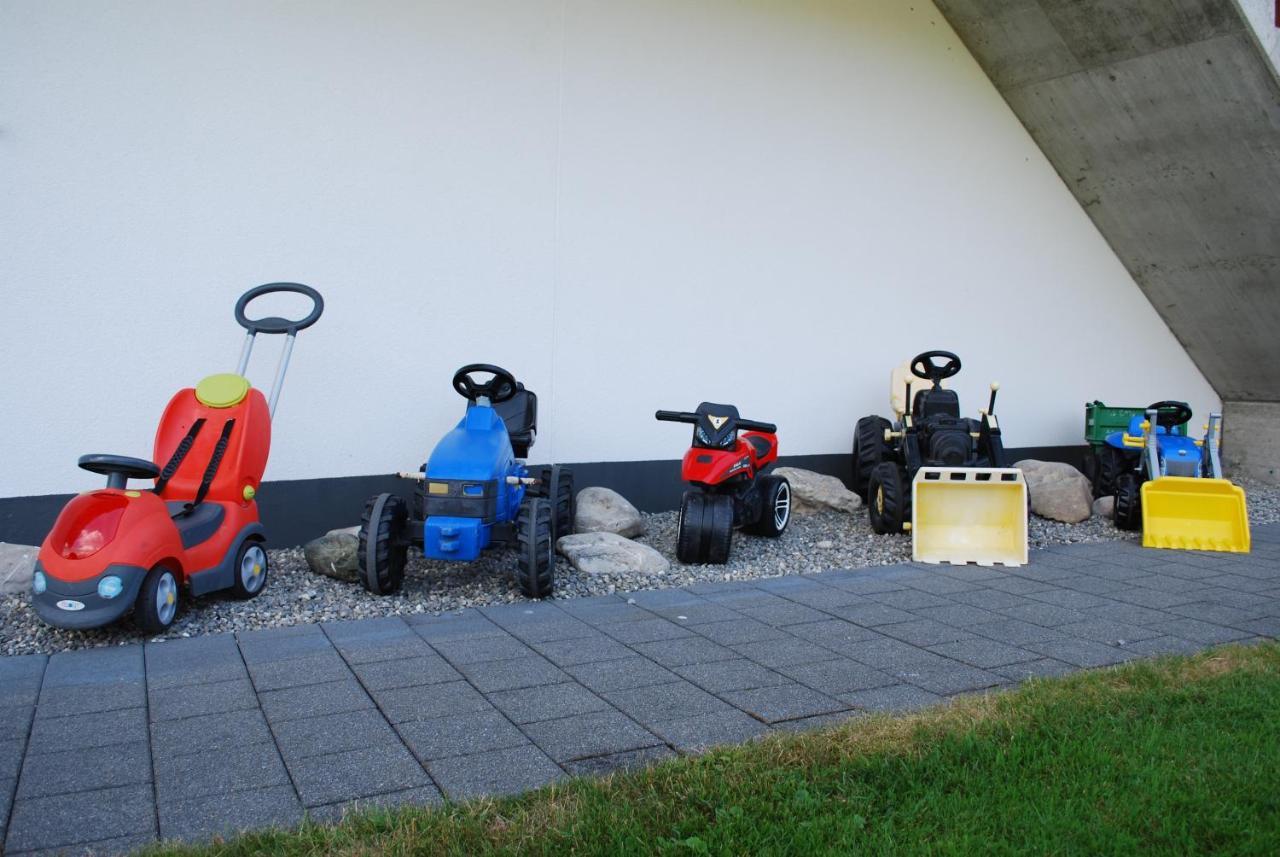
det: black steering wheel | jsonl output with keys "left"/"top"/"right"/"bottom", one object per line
{"left": 1147, "top": 400, "right": 1192, "bottom": 429}
{"left": 910, "top": 350, "right": 962, "bottom": 384}
{"left": 235, "top": 283, "right": 325, "bottom": 335}
{"left": 452, "top": 364, "right": 518, "bottom": 403}
{"left": 79, "top": 454, "right": 160, "bottom": 489}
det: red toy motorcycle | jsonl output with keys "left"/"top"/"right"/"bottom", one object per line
{"left": 32, "top": 283, "right": 324, "bottom": 633}
{"left": 655, "top": 403, "right": 791, "bottom": 564}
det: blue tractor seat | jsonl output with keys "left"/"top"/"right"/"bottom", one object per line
{"left": 492, "top": 386, "right": 537, "bottom": 457}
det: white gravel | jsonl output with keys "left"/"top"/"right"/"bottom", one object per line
{"left": 4, "top": 477, "right": 1277, "bottom": 657}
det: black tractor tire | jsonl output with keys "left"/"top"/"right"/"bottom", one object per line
{"left": 135, "top": 564, "right": 180, "bottom": 633}
{"left": 228, "top": 539, "right": 269, "bottom": 600}
{"left": 515, "top": 496, "right": 554, "bottom": 598}
{"left": 852, "top": 416, "right": 892, "bottom": 501}
{"left": 1094, "top": 446, "right": 1133, "bottom": 499}
{"left": 677, "top": 491, "right": 708, "bottom": 564}
{"left": 543, "top": 465, "right": 575, "bottom": 541}
{"left": 705, "top": 494, "right": 735, "bottom": 564}
{"left": 867, "top": 462, "right": 908, "bottom": 535}
{"left": 1082, "top": 446, "right": 1099, "bottom": 491}
{"left": 745, "top": 476, "right": 791, "bottom": 538}
{"left": 359, "top": 493, "right": 408, "bottom": 595}
{"left": 1114, "top": 474, "right": 1142, "bottom": 532}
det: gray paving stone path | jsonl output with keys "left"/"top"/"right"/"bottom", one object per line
{"left": 3, "top": 524, "right": 1278, "bottom": 855}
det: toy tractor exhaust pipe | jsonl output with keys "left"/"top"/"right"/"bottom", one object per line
{"left": 912, "top": 467, "right": 1028, "bottom": 566}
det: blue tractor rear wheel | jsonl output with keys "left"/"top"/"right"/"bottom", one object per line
{"left": 1091, "top": 445, "right": 1133, "bottom": 499}
{"left": 1114, "top": 474, "right": 1142, "bottom": 532}
{"left": 359, "top": 493, "right": 408, "bottom": 595}
{"left": 533, "top": 465, "right": 576, "bottom": 541}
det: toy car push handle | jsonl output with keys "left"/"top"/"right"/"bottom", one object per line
{"left": 232, "top": 283, "right": 325, "bottom": 418}
{"left": 234, "top": 283, "right": 325, "bottom": 335}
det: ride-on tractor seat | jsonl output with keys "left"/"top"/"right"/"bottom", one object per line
{"left": 493, "top": 385, "right": 537, "bottom": 458}
{"left": 913, "top": 387, "right": 961, "bottom": 420}
{"left": 890, "top": 362, "right": 949, "bottom": 418}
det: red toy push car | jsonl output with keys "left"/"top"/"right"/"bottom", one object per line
{"left": 655, "top": 403, "right": 791, "bottom": 564}
{"left": 31, "top": 283, "right": 324, "bottom": 633}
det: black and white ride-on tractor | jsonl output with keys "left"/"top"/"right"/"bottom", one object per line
{"left": 851, "top": 350, "right": 1018, "bottom": 541}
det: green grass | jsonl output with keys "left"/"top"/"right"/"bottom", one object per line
{"left": 149, "top": 643, "right": 1280, "bottom": 856}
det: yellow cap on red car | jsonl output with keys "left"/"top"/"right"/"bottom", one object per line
{"left": 195, "top": 374, "right": 250, "bottom": 408}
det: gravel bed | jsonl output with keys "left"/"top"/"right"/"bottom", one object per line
{"left": 5, "top": 477, "right": 1278, "bottom": 657}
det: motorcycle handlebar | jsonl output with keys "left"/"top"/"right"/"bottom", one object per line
{"left": 738, "top": 418, "right": 777, "bottom": 434}
{"left": 654, "top": 410, "right": 777, "bottom": 434}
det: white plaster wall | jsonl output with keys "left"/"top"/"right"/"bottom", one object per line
{"left": 0, "top": 0, "right": 1219, "bottom": 499}
{"left": 1234, "top": 0, "right": 1280, "bottom": 81}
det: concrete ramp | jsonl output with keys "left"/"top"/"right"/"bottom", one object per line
{"left": 934, "top": 0, "right": 1280, "bottom": 480}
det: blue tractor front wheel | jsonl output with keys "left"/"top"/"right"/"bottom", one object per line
{"left": 515, "top": 496, "right": 554, "bottom": 598}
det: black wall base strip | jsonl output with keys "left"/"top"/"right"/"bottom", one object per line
{"left": 0, "top": 446, "right": 1087, "bottom": 548}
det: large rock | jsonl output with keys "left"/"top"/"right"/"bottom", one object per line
{"left": 574, "top": 487, "right": 645, "bottom": 537}
{"left": 556, "top": 532, "right": 669, "bottom": 576}
{"left": 303, "top": 532, "right": 360, "bottom": 582}
{"left": 1016, "top": 459, "right": 1093, "bottom": 524}
{"left": 0, "top": 543, "right": 37, "bottom": 596}
{"left": 1092, "top": 495, "right": 1115, "bottom": 520}
{"left": 770, "top": 467, "right": 862, "bottom": 515}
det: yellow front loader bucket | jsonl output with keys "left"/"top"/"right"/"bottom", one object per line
{"left": 912, "top": 468, "right": 1028, "bottom": 566}
{"left": 1141, "top": 477, "right": 1250, "bottom": 553}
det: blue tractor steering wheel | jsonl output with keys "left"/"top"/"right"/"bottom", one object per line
{"left": 452, "top": 364, "right": 518, "bottom": 404}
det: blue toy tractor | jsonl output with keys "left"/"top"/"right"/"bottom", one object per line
{"left": 1104, "top": 401, "right": 1202, "bottom": 529}
{"left": 1106, "top": 401, "right": 1249, "bottom": 552}
{"left": 358, "top": 364, "right": 574, "bottom": 598}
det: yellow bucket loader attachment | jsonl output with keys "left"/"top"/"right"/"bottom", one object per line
{"left": 1140, "top": 477, "right": 1250, "bottom": 553}
{"left": 912, "top": 468, "right": 1027, "bottom": 566}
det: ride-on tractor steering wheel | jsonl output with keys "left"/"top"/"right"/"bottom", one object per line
{"left": 78, "top": 454, "right": 160, "bottom": 490}
{"left": 910, "top": 350, "right": 962, "bottom": 385}
{"left": 453, "top": 364, "right": 519, "bottom": 404}
{"left": 1147, "top": 400, "right": 1192, "bottom": 429}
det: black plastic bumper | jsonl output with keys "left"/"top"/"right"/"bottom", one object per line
{"left": 32, "top": 562, "right": 147, "bottom": 630}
